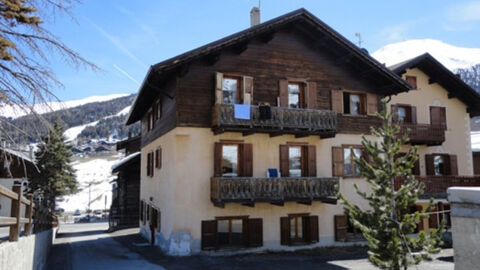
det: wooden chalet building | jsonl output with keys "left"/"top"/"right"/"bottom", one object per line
{"left": 125, "top": 8, "right": 480, "bottom": 255}
{"left": 109, "top": 136, "right": 141, "bottom": 230}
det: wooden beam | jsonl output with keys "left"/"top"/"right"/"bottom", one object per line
{"left": 259, "top": 31, "right": 275, "bottom": 43}
{"left": 269, "top": 132, "right": 283, "bottom": 138}
{"left": 213, "top": 202, "right": 225, "bottom": 208}
{"left": 271, "top": 201, "right": 284, "bottom": 206}
{"left": 212, "top": 128, "right": 224, "bottom": 135}
{"left": 242, "top": 202, "right": 255, "bottom": 207}
{"left": 233, "top": 41, "right": 249, "bottom": 54}
{"left": 448, "top": 92, "right": 456, "bottom": 99}
{"left": 206, "top": 52, "right": 221, "bottom": 66}
{"left": 295, "top": 134, "right": 309, "bottom": 138}
{"left": 177, "top": 64, "right": 190, "bottom": 78}
{"left": 428, "top": 78, "right": 438, "bottom": 85}
{"left": 242, "top": 131, "right": 255, "bottom": 137}
{"left": 297, "top": 200, "right": 312, "bottom": 206}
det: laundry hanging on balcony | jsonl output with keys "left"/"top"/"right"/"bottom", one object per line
{"left": 234, "top": 104, "right": 251, "bottom": 120}
{"left": 259, "top": 103, "right": 272, "bottom": 120}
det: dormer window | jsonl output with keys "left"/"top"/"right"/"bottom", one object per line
{"left": 405, "top": 76, "right": 417, "bottom": 89}
{"left": 222, "top": 76, "right": 241, "bottom": 104}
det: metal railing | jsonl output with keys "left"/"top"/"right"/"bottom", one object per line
{"left": 398, "top": 123, "right": 445, "bottom": 145}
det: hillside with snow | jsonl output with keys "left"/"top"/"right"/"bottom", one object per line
{"left": 372, "top": 39, "right": 480, "bottom": 71}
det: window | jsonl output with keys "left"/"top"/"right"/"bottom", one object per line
{"left": 155, "top": 147, "right": 162, "bottom": 169}
{"left": 289, "top": 215, "right": 304, "bottom": 243}
{"left": 214, "top": 142, "right": 252, "bottom": 177}
{"left": 217, "top": 218, "right": 244, "bottom": 247}
{"left": 288, "top": 146, "right": 302, "bottom": 177}
{"left": 280, "top": 214, "right": 318, "bottom": 246}
{"left": 155, "top": 99, "right": 162, "bottom": 120}
{"left": 201, "top": 217, "right": 263, "bottom": 250}
{"left": 433, "top": 155, "right": 445, "bottom": 176}
{"left": 343, "top": 92, "right": 365, "bottom": 115}
{"left": 280, "top": 144, "right": 316, "bottom": 177}
{"left": 222, "top": 77, "right": 241, "bottom": 104}
{"left": 147, "top": 152, "right": 154, "bottom": 177}
{"left": 343, "top": 147, "right": 363, "bottom": 176}
{"left": 222, "top": 145, "right": 238, "bottom": 177}
{"left": 405, "top": 76, "right": 417, "bottom": 89}
{"left": 147, "top": 111, "right": 154, "bottom": 131}
{"left": 288, "top": 83, "right": 304, "bottom": 108}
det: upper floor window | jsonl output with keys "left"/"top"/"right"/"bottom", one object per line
{"left": 426, "top": 154, "right": 457, "bottom": 176}
{"left": 222, "top": 144, "right": 238, "bottom": 177}
{"left": 214, "top": 141, "right": 252, "bottom": 177}
{"left": 343, "top": 146, "right": 363, "bottom": 177}
{"left": 433, "top": 155, "right": 445, "bottom": 176}
{"left": 280, "top": 144, "right": 316, "bottom": 177}
{"left": 155, "top": 99, "right": 162, "bottom": 120}
{"left": 397, "top": 105, "right": 411, "bottom": 123}
{"left": 288, "top": 83, "right": 305, "bottom": 108}
{"left": 343, "top": 92, "right": 365, "bottom": 115}
{"left": 405, "top": 76, "right": 417, "bottom": 89}
{"left": 146, "top": 151, "right": 154, "bottom": 177}
{"left": 147, "top": 111, "right": 154, "bottom": 131}
{"left": 288, "top": 146, "right": 303, "bottom": 177}
{"left": 222, "top": 77, "right": 241, "bottom": 104}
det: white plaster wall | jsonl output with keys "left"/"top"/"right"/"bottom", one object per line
{"left": 141, "top": 127, "right": 377, "bottom": 254}
{"left": 389, "top": 68, "right": 473, "bottom": 176}
{"left": 0, "top": 228, "right": 54, "bottom": 270}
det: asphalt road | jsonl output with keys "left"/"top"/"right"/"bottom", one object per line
{"left": 46, "top": 222, "right": 454, "bottom": 270}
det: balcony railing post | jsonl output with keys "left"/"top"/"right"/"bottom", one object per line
{"left": 9, "top": 185, "right": 22, "bottom": 242}
{"left": 24, "top": 193, "right": 33, "bottom": 236}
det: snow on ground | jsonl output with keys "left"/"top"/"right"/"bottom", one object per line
{"left": 372, "top": 39, "right": 480, "bottom": 70}
{"left": 58, "top": 153, "right": 123, "bottom": 212}
{"left": 64, "top": 120, "right": 99, "bottom": 141}
{"left": 116, "top": 105, "right": 132, "bottom": 116}
{"left": 0, "top": 93, "right": 130, "bottom": 119}
{"left": 472, "top": 131, "right": 480, "bottom": 151}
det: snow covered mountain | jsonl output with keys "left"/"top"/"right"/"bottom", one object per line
{"left": 0, "top": 93, "right": 130, "bottom": 119}
{"left": 372, "top": 39, "right": 480, "bottom": 71}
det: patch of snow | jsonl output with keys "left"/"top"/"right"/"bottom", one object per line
{"left": 372, "top": 39, "right": 480, "bottom": 70}
{"left": 64, "top": 120, "right": 99, "bottom": 142}
{"left": 0, "top": 93, "right": 130, "bottom": 119}
{"left": 471, "top": 131, "right": 480, "bottom": 151}
{"left": 111, "top": 152, "right": 140, "bottom": 172}
{"left": 116, "top": 105, "right": 132, "bottom": 117}
{"left": 58, "top": 154, "right": 123, "bottom": 212}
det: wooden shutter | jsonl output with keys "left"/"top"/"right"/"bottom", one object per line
{"left": 150, "top": 152, "right": 154, "bottom": 176}
{"left": 334, "top": 215, "right": 347, "bottom": 242}
{"left": 331, "top": 90, "right": 343, "bottom": 113}
{"left": 279, "top": 80, "right": 288, "bottom": 107}
{"left": 305, "top": 215, "right": 319, "bottom": 243}
{"left": 155, "top": 148, "right": 162, "bottom": 169}
{"left": 151, "top": 208, "right": 157, "bottom": 228}
{"left": 429, "top": 205, "right": 438, "bottom": 229}
{"left": 391, "top": 104, "right": 399, "bottom": 122}
{"left": 215, "top": 72, "right": 223, "bottom": 104}
{"left": 417, "top": 205, "right": 424, "bottom": 231}
{"left": 201, "top": 220, "right": 218, "bottom": 250}
{"left": 241, "top": 143, "right": 253, "bottom": 177}
{"left": 332, "top": 146, "right": 344, "bottom": 177}
{"left": 140, "top": 201, "right": 144, "bottom": 222}
{"left": 247, "top": 218, "right": 263, "bottom": 247}
{"left": 425, "top": 154, "right": 435, "bottom": 176}
{"left": 280, "top": 217, "right": 290, "bottom": 246}
{"left": 306, "top": 145, "right": 317, "bottom": 177}
{"left": 214, "top": 143, "right": 222, "bottom": 177}
{"left": 430, "top": 106, "right": 446, "bottom": 128}
{"left": 411, "top": 106, "right": 417, "bottom": 124}
{"left": 243, "top": 76, "right": 254, "bottom": 105}
{"left": 413, "top": 157, "right": 420, "bottom": 176}
{"left": 306, "top": 82, "right": 317, "bottom": 109}
{"left": 448, "top": 155, "right": 458, "bottom": 176}
{"left": 365, "top": 93, "right": 376, "bottom": 115}
{"left": 279, "top": 145, "right": 289, "bottom": 177}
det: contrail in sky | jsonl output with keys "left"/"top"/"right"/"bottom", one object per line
{"left": 113, "top": 64, "right": 141, "bottom": 86}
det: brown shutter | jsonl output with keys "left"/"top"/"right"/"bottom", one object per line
{"left": 306, "top": 82, "right": 317, "bottom": 109}
{"left": 429, "top": 205, "right": 438, "bottom": 229}
{"left": 150, "top": 153, "right": 154, "bottom": 176}
{"left": 440, "top": 107, "right": 447, "bottom": 129}
{"left": 430, "top": 106, "right": 446, "bottom": 129}
{"left": 279, "top": 145, "right": 289, "bottom": 177}
{"left": 151, "top": 208, "right": 157, "bottom": 228}
{"left": 416, "top": 205, "right": 424, "bottom": 231}
{"left": 366, "top": 93, "right": 377, "bottom": 115}
{"left": 411, "top": 106, "right": 417, "bottom": 124}
{"left": 243, "top": 76, "right": 254, "bottom": 105}
{"left": 241, "top": 143, "right": 253, "bottom": 177}
{"left": 247, "top": 218, "right": 263, "bottom": 247}
{"left": 391, "top": 104, "right": 399, "bottom": 122}
{"left": 425, "top": 154, "right": 435, "bottom": 176}
{"left": 306, "top": 145, "right": 317, "bottom": 177}
{"left": 201, "top": 220, "right": 218, "bottom": 250}
{"left": 413, "top": 157, "right": 420, "bottom": 176}
{"left": 448, "top": 155, "right": 458, "bottom": 176}
{"left": 332, "top": 147, "right": 344, "bottom": 177}
{"left": 214, "top": 143, "right": 222, "bottom": 177}
{"left": 215, "top": 72, "right": 223, "bottom": 104}
{"left": 334, "top": 215, "right": 347, "bottom": 242}
{"left": 306, "top": 216, "right": 319, "bottom": 243}
{"left": 280, "top": 217, "right": 290, "bottom": 246}
{"left": 331, "top": 90, "right": 343, "bottom": 113}
{"left": 155, "top": 148, "right": 162, "bottom": 169}
{"left": 279, "top": 80, "right": 288, "bottom": 107}
{"left": 140, "top": 201, "right": 144, "bottom": 222}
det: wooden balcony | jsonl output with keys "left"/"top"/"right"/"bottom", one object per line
{"left": 212, "top": 104, "right": 337, "bottom": 138}
{"left": 211, "top": 177, "right": 339, "bottom": 207}
{"left": 397, "top": 123, "right": 445, "bottom": 146}
{"left": 394, "top": 176, "right": 480, "bottom": 199}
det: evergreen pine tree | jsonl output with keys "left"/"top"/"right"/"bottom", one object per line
{"left": 339, "top": 99, "right": 443, "bottom": 270}
{"left": 29, "top": 121, "right": 78, "bottom": 211}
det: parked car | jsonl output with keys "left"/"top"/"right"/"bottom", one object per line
{"left": 75, "top": 216, "right": 90, "bottom": 223}
{"left": 73, "top": 209, "right": 82, "bottom": 216}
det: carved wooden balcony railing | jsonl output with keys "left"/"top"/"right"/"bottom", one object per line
{"left": 397, "top": 123, "right": 445, "bottom": 146}
{"left": 212, "top": 104, "right": 337, "bottom": 137}
{"left": 394, "top": 175, "right": 480, "bottom": 199}
{"left": 211, "top": 177, "right": 339, "bottom": 207}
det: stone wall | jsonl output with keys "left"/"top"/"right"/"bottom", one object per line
{"left": 447, "top": 187, "right": 480, "bottom": 270}
{"left": 0, "top": 228, "right": 56, "bottom": 270}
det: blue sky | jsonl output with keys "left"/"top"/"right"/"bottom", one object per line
{"left": 44, "top": 0, "right": 480, "bottom": 101}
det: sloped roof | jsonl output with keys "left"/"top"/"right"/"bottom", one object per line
{"left": 126, "top": 8, "right": 411, "bottom": 124}
{"left": 111, "top": 152, "right": 140, "bottom": 173}
{"left": 390, "top": 53, "right": 480, "bottom": 117}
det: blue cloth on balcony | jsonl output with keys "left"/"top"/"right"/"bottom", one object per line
{"left": 234, "top": 104, "right": 251, "bottom": 120}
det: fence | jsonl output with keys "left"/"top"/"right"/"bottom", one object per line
{"left": 0, "top": 184, "right": 57, "bottom": 242}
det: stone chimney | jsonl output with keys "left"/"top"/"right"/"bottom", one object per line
{"left": 250, "top": 7, "right": 260, "bottom": 27}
